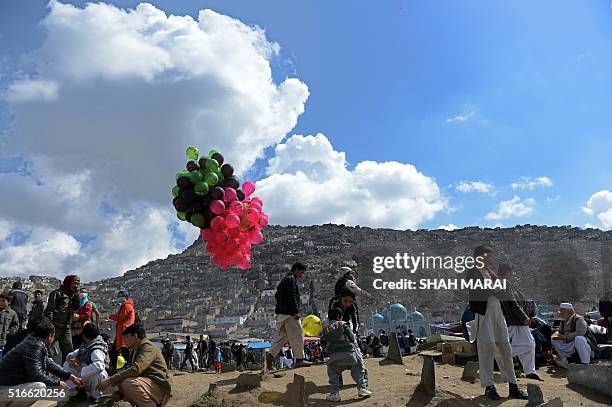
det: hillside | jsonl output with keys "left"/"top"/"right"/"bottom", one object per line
{"left": 4, "top": 224, "right": 611, "bottom": 339}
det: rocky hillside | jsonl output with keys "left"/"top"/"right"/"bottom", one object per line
{"left": 4, "top": 225, "right": 611, "bottom": 337}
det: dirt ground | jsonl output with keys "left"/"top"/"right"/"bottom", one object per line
{"left": 157, "top": 355, "right": 612, "bottom": 406}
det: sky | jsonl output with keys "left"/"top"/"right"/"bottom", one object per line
{"left": 0, "top": 0, "right": 611, "bottom": 281}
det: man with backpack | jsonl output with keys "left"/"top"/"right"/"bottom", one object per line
{"left": 180, "top": 336, "right": 196, "bottom": 372}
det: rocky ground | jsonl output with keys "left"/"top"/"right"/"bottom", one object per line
{"left": 65, "top": 355, "right": 608, "bottom": 406}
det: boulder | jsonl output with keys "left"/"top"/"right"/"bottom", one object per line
{"left": 527, "top": 383, "right": 544, "bottom": 405}
{"left": 235, "top": 372, "right": 261, "bottom": 390}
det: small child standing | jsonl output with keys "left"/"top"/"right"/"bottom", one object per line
{"left": 213, "top": 347, "right": 223, "bottom": 374}
{"left": 321, "top": 307, "right": 372, "bottom": 402}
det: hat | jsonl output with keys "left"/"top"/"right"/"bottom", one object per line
{"left": 559, "top": 302, "right": 574, "bottom": 311}
{"left": 341, "top": 266, "right": 354, "bottom": 276}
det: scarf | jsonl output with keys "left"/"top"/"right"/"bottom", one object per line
{"left": 76, "top": 335, "right": 108, "bottom": 365}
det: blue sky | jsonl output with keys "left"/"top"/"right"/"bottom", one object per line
{"left": 2, "top": 0, "right": 610, "bottom": 229}
{"left": 0, "top": 0, "right": 611, "bottom": 278}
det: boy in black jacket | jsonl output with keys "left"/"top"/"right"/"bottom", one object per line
{"left": 267, "top": 262, "right": 312, "bottom": 370}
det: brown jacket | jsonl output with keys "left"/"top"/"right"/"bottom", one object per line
{"left": 43, "top": 287, "right": 79, "bottom": 328}
{"left": 109, "top": 338, "right": 172, "bottom": 395}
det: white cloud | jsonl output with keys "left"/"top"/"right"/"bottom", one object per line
{"left": 437, "top": 224, "right": 458, "bottom": 231}
{"left": 582, "top": 190, "right": 612, "bottom": 230}
{"left": 0, "top": 1, "right": 307, "bottom": 281}
{"left": 455, "top": 181, "right": 494, "bottom": 194}
{"left": 511, "top": 176, "right": 553, "bottom": 190}
{"left": 446, "top": 109, "right": 476, "bottom": 123}
{"left": 485, "top": 196, "right": 535, "bottom": 220}
{"left": 0, "top": 208, "right": 199, "bottom": 282}
{"left": 257, "top": 134, "right": 447, "bottom": 230}
{"left": 6, "top": 79, "right": 59, "bottom": 102}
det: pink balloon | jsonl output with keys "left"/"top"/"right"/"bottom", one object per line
{"left": 251, "top": 197, "right": 263, "bottom": 207}
{"left": 242, "top": 181, "right": 256, "bottom": 196}
{"left": 224, "top": 187, "right": 237, "bottom": 202}
{"left": 249, "top": 230, "right": 264, "bottom": 244}
{"left": 245, "top": 209, "right": 259, "bottom": 225}
{"left": 225, "top": 213, "right": 240, "bottom": 229}
{"left": 210, "top": 200, "right": 226, "bottom": 215}
{"left": 259, "top": 214, "right": 269, "bottom": 228}
{"left": 211, "top": 216, "right": 226, "bottom": 231}
{"left": 229, "top": 201, "right": 243, "bottom": 215}
{"left": 249, "top": 202, "right": 262, "bottom": 213}
{"left": 238, "top": 257, "right": 251, "bottom": 270}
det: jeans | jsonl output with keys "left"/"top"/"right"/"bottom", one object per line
{"left": 326, "top": 350, "right": 368, "bottom": 394}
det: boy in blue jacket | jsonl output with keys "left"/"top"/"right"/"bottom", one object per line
{"left": 321, "top": 307, "right": 372, "bottom": 402}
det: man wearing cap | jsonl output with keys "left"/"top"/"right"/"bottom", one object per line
{"left": 551, "top": 303, "right": 597, "bottom": 368}
{"left": 466, "top": 245, "right": 528, "bottom": 401}
{"left": 334, "top": 267, "right": 372, "bottom": 299}
{"left": 44, "top": 275, "right": 81, "bottom": 362}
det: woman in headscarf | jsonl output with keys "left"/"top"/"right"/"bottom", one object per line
{"left": 108, "top": 290, "right": 135, "bottom": 373}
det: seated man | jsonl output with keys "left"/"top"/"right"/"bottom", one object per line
{"left": 98, "top": 323, "right": 172, "bottom": 407}
{"left": 321, "top": 307, "right": 372, "bottom": 402}
{"left": 63, "top": 323, "right": 109, "bottom": 402}
{"left": 552, "top": 303, "right": 598, "bottom": 368}
{"left": 0, "top": 321, "right": 83, "bottom": 406}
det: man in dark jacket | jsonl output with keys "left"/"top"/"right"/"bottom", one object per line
{"left": 27, "top": 290, "right": 45, "bottom": 332}
{"left": 9, "top": 281, "right": 28, "bottom": 329}
{"left": 44, "top": 275, "right": 80, "bottom": 363}
{"left": 267, "top": 262, "right": 311, "bottom": 370}
{"left": 0, "top": 321, "right": 83, "bottom": 394}
{"left": 197, "top": 335, "right": 208, "bottom": 370}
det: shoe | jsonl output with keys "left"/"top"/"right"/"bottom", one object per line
{"left": 358, "top": 388, "right": 372, "bottom": 398}
{"left": 293, "top": 359, "right": 312, "bottom": 368}
{"left": 509, "top": 383, "right": 528, "bottom": 400}
{"left": 555, "top": 357, "right": 569, "bottom": 369}
{"left": 485, "top": 385, "right": 501, "bottom": 401}
{"left": 326, "top": 393, "right": 341, "bottom": 402}
{"left": 526, "top": 373, "right": 544, "bottom": 381}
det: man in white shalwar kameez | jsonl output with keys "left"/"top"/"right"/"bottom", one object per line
{"left": 551, "top": 303, "right": 597, "bottom": 369}
{"left": 63, "top": 323, "right": 109, "bottom": 402}
{"left": 466, "top": 246, "right": 528, "bottom": 401}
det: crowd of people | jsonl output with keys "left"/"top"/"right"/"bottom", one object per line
{"left": 0, "top": 251, "right": 610, "bottom": 405}
{"left": 0, "top": 275, "right": 171, "bottom": 406}
{"left": 464, "top": 245, "right": 612, "bottom": 401}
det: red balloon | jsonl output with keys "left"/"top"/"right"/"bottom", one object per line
{"left": 225, "top": 213, "right": 240, "bottom": 229}
{"left": 211, "top": 216, "right": 226, "bottom": 231}
{"left": 249, "top": 230, "right": 263, "bottom": 244}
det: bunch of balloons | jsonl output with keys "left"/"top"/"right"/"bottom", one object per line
{"left": 172, "top": 146, "right": 268, "bottom": 269}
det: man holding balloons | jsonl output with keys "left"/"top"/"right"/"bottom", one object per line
{"left": 266, "top": 262, "right": 312, "bottom": 370}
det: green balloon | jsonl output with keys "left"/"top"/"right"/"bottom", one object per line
{"left": 204, "top": 172, "right": 219, "bottom": 186}
{"left": 188, "top": 170, "right": 203, "bottom": 184}
{"left": 205, "top": 158, "right": 219, "bottom": 172}
{"left": 177, "top": 211, "right": 187, "bottom": 221}
{"left": 191, "top": 213, "right": 206, "bottom": 228}
{"left": 176, "top": 170, "right": 189, "bottom": 180}
{"left": 216, "top": 170, "right": 224, "bottom": 183}
{"left": 172, "top": 186, "right": 180, "bottom": 198}
{"left": 186, "top": 146, "right": 199, "bottom": 160}
{"left": 208, "top": 149, "right": 219, "bottom": 157}
{"left": 194, "top": 181, "right": 209, "bottom": 196}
